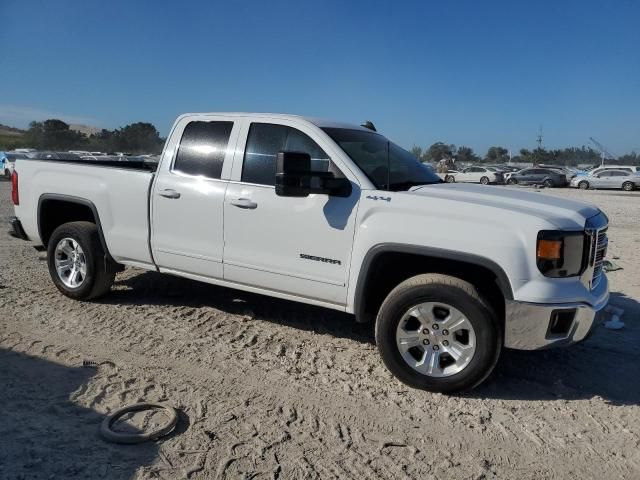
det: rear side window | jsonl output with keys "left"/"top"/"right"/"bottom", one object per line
{"left": 173, "top": 121, "right": 233, "bottom": 179}
{"left": 242, "top": 123, "right": 335, "bottom": 186}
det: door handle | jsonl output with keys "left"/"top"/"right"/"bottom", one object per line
{"left": 230, "top": 198, "right": 258, "bottom": 209}
{"left": 158, "top": 189, "right": 181, "bottom": 199}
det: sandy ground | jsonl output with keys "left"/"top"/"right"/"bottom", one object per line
{"left": 1, "top": 180, "right": 639, "bottom": 480}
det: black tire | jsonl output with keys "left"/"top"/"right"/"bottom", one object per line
{"left": 375, "top": 274, "right": 501, "bottom": 393}
{"left": 543, "top": 179, "right": 554, "bottom": 188}
{"left": 445, "top": 175, "right": 455, "bottom": 183}
{"left": 578, "top": 180, "right": 589, "bottom": 190}
{"left": 622, "top": 181, "right": 634, "bottom": 192}
{"left": 507, "top": 178, "right": 517, "bottom": 185}
{"left": 480, "top": 176, "right": 490, "bottom": 185}
{"left": 47, "top": 221, "right": 117, "bottom": 300}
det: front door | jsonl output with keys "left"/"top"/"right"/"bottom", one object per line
{"left": 151, "top": 116, "right": 239, "bottom": 279}
{"left": 223, "top": 120, "right": 359, "bottom": 306}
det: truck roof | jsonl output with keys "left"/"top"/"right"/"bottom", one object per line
{"left": 178, "top": 112, "right": 375, "bottom": 132}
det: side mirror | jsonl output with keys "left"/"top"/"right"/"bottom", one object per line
{"left": 275, "top": 151, "right": 351, "bottom": 198}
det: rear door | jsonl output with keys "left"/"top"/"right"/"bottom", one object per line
{"left": 151, "top": 115, "right": 240, "bottom": 279}
{"left": 222, "top": 119, "right": 360, "bottom": 306}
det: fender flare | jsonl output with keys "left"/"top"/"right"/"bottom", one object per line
{"left": 354, "top": 243, "right": 514, "bottom": 321}
{"left": 37, "top": 193, "right": 115, "bottom": 263}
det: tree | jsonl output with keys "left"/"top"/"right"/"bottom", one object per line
{"left": 23, "top": 119, "right": 86, "bottom": 150}
{"left": 410, "top": 145, "right": 423, "bottom": 161}
{"left": 112, "top": 122, "right": 163, "bottom": 154}
{"left": 456, "top": 146, "right": 479, "bottom": 164}
{"left": 425, "top": 142, "right": 456, "bottom": 162}
{"left": 485, "top": 146, "right": 509, "bottom": 163}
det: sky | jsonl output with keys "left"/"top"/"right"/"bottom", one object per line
{"left": 1, "top": 0, "right": 639, "bottom": 155}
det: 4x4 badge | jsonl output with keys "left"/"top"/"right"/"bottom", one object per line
{"left": 366, "top": 195, "right": 391, "bottom": 202}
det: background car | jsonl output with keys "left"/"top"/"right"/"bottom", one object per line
{"left": 449, "top": 166, "right": 504, "bottom": 184}
{"left": 574, "top": 165, "right": 640, "bottom": 177}
{"left": 3, "top": 152, "right": 28, "bottom": 178}
{"left": 506, "top": 168, "right": 568, "bottom": 187}
{"left": 441, "top": 169, "right": 459, "bottom": 182}
{"left": 571, "top": 169, "right": 639, "bottom": 191}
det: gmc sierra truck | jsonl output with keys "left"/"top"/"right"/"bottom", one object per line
{"left": 9, "top": 113, "right": 610, "bottom": 393}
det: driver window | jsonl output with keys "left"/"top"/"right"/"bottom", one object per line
{"left": 242, "top": 123, "right": 342, "bottom": 186}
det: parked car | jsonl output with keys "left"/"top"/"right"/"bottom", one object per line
{"left": 3, "top": 152, "right": 28, "bottom": 178}
{"left": 9, "top": 112, "right": 609, "bottom": 393}
{"left": 506, "top": 168, "right": 568, "bottom": 187}
{"left": 441, "top": 169, "right": 459, "bottom": 182}
{"left": 449, "top": 166, "right": 504, "bottom": 184}
{"left": 574, "top": 165, "right": 640, "bottom": 177}
{"left": 571, "top": 169, "right": 639, "bottom": 191}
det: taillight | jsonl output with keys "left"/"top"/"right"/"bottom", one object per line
{"left": 11, "top": 170, "right": 19, "bottom": 205}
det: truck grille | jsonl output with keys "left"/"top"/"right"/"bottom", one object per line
{"left": 591, "top": 227, "right": 608, "bottom": 289}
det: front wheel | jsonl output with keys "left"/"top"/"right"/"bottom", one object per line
{"left": 578, "top": 180, "right": 589, "bottom": 190}
{"left": 445, "top": 175, "right": 455, "bottom": 183}
{"left": 543, "top": 179, "right": 554, "bottom": 188}
{"left": 622, "top": 181, "right": 635, "bottom": 192}
{"left": 507, "top": 178, "right": 517, "bottom": 185}
{"left": 47, "top": 221, "right": 117, "bottom": 300}
{"left": 376, "top": 274, "right": 501, "bottom": 393}
{"left": 480, "top": 176, "right": 490, "bottom": 185}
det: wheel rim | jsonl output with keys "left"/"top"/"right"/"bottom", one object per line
{"left": 480, "top": 177, "right": 488, "bottom": 184}
{"left": 623, "top": 182, "right": 632, "bottom": 191}
{"left": 395, "top": 302, "right": 477, "bottom": 378}
{"left": 579, "top": 182, "right": 588, "bottom": 189}
{"left": 544, "top": 180, "right": 553, "bottom": 187}
{"left": 54, "top": 237, "right": 87, "bottom": 288}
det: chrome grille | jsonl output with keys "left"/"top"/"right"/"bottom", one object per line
{"left": 591, "top": 227, "right": 608, "bottom": 289}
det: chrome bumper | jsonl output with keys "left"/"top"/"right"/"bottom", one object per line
{"left": 504, "top": 281, "right": 609, "bottom": 350}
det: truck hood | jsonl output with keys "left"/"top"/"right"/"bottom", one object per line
{"left": 408, "top": 183, "right": 599, "bottom": 229}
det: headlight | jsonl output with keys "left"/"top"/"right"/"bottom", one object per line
{"left": 536, "top": 231, "right": 586, "bottom": 277}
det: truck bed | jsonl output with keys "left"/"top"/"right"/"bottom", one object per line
{"left": 14, "top": 158, "right": 156, "bottom": 268}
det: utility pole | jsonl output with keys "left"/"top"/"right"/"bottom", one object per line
{"left": 588, "top": 137, "right": 615, "bottom": 167}
{"left": 536, "top": 125, "right": 543, "bottom": 150}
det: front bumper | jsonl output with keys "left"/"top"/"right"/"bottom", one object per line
{"left": 9, "top": 216, "right": 29, "bottom": 241}
{"left": 504, "top": 277, "right": 609, "bottom": 350}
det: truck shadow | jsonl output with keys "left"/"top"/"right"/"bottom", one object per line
{"left": 108, "top": 270, "right": 376, "bottom": 344}
{"left": 108, "top": 271, "right": 639, "bottom": 405}
{"left": 473, "top": 291, "right": 640, "bottom": 405}
{"left": 0, "top": 348, "right": 158, "bottom": 479}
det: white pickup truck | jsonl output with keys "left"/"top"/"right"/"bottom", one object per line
{"left": 9, "top": 113, "right": 609, "bottom": 393}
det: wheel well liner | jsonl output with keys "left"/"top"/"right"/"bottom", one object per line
{"left": 37, "top": 194, "right": 114, "bottom": 263}
{"left": 354, "top": 244, "right": 514, "bottom": 323}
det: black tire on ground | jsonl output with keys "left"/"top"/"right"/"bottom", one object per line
{"left": 578, "top": 180, "right": 589, "bottom": 190}
{"left": 4, "top": 169, "right": 10, "bottom": 179}
{"left": 47, "top": 221, "right": 117, "bottom": 300}
{"left": 507, "top": 178, "right": 517, "bottom": 185}
{"left": 375, "top": 273, "right": 501, "bottom": 393}
{"left": 543, "top": 179, "right": 554, "bottom": 188}
{"left": 480, "top": 176, "right": 490, "bottom": 185}
{"left": 445, "top": 175, "right": 455, "bottom": 183}
{"left": 622, "top": 181, "right": 635, "bottom": 192}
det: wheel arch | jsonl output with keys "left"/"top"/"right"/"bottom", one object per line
{"left": 37, "top": 194, "right": 115, "bottom": 263}
{"left": 354, "top": 244, "right": 513, "bottom": 325}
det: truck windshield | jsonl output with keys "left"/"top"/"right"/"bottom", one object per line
{"left": 322, "top": 128, "right": 442, "bottom": 191}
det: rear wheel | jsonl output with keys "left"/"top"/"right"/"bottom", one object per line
{"left": 543, "top": 179, "right": 554, "bottom": 188}
{"left": 622, "top": 181, "right": 635, "bottom": 192}
{"left": 47, "top": 221, "right": 117, "bottom": 300}
{"left": 480, "top": 176, "right": 490, "bottom": 185}
{"left": 578, "top": 180, "right": 589, "bottom": 190}
{"left": 376, "top": 274, "right": 501, "bottom": 393}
